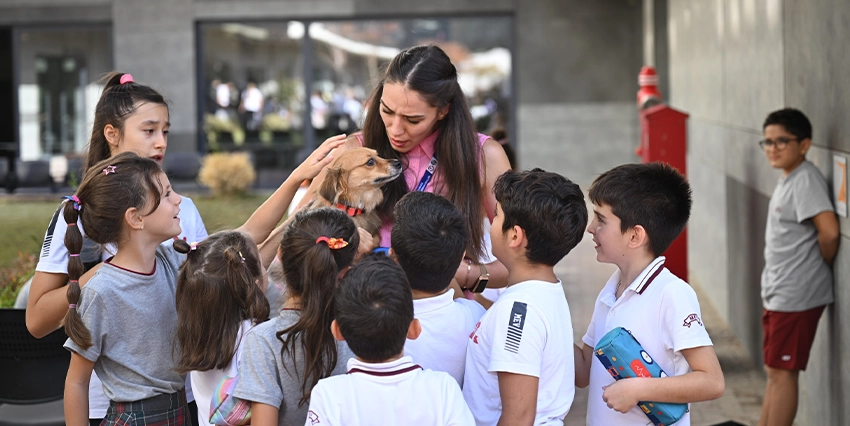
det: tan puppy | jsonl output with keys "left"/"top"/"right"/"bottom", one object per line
{"left": 308, "top": 147, "right": 403, "bottom": 247}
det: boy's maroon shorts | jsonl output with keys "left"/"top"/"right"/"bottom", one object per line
{"left": 762, "top": 305, "right": 825, "bottom": 370}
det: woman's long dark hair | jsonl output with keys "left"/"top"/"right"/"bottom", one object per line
{"left": 174, "top": 231, "right": 270, "bottom": 374}
{"left": 277, "top": 208, "right": 359, "bottom": 406}
{"left": 362, "top": 45, "right": 485, "bottom": 260}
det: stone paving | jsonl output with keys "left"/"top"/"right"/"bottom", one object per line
{"left": 557, "top": 230, "right": 766, "bottom": 426}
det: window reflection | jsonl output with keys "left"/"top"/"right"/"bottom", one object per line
{"left": 17, "top": 28, "right": 110, "bottom": 161}
{"left": 199, "top": 16, "right": 513, "bottom": 170}
{"left": 201, "top": 22, "right": 305, "bottom": 170}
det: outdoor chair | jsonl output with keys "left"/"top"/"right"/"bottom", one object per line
{"left": 0, "top": 308, "right": 69, "bottom": 426}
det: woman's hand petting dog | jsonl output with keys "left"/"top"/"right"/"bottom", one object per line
{"left": 290, "top": 134, "right": 348, "bottom": 183}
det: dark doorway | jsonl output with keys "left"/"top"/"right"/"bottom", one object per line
{"left": 0, "top": 28, "right": 12, "bottom": 145}
{"left": 0, "top": 28, "right": 17, "bottom": 192}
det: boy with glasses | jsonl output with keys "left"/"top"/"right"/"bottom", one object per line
{"left": 758, "top": 108, "right": 839, "bottom": 426}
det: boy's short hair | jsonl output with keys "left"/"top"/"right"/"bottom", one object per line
{"left": 335, "top": 253, "right": 413, "bottom": 362}
{"left": 391, "top": 192, "right": 469, "bottom": 294}
{"left": 763, "top": 108, "right": 812, "bottom": 141}
{"left": 493, "top": 168, "right": 587, "bottom": 266}
{"left": 589, "top": 162, "right": 691, "bottom": 257}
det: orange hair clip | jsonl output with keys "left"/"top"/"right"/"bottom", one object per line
{"left": 316, "top": 236, "right": 348, "bottom": 249}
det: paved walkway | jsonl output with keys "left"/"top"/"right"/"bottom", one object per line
{"left": 557, "top": 229, "right": 766, "bottom": 426}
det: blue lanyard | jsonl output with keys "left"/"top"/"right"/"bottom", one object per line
{"left": 414, "top": 155, "right": 438, "bottom": 192}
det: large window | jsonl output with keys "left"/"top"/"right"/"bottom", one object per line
{"left": 16, "top": 27, "right": 111, "bottom": 161}
{"left": 198, "top": 16, "right": 513, "bottom": 170}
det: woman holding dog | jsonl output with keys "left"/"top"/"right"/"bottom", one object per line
{"left": 302, "top": 44, "right": 512, "bottom": 295}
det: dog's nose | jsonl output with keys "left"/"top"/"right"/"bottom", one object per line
{"left": 391, "top": 159, "right": 402, "bottom": 169}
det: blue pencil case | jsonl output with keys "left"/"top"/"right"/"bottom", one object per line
{"left": 594, "top": 327, "right": 688, "bottom": 426}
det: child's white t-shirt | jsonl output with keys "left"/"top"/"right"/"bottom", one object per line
{"left": 405, "top": 288, "right": 485, "bottom": 386}
{"left": 190, "top": 320, "right": 254, "bottom": 426}
{"left": 305, "top": 356, "right": 474, "bottom": 426}
{"left": 463, "top": 280, "right": 575, "bottom": 426}
{"left": 581, "top": 257, "right": 714, "bottom": 426}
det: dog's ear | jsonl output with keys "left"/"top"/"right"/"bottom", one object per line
{"left": 318, "top": 168, "right": 345, "bottom": 203}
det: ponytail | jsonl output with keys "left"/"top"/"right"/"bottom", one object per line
{"left": 61, "top": 152, "right": 166, "bottom": 349}
{"left": 174, "top": 231, "right": 269, "bottom": 374}
{"left": 86, "top": 72, "right": 168, "bottom": 170}
{"left": 276, "top": 208, "right": 359, "bottom": 406}
{"left": 62, "top": 198, "right": 92, "bottom": 349}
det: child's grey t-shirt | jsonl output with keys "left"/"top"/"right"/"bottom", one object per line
{"left": 234, "top": 310, "right": 353, "bottom": 426}
{"left": 762, "top": 160, "right": 834, "bottom": 311}
{"left": 64, "top": 244, "right": 187, "bottom": 401}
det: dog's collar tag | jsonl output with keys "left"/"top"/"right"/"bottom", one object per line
{"left": 334, "top": 203, "right": 364, "bottom": 217}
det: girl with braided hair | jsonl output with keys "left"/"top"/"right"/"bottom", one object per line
{"left": 63, "top": 134, "right": 343, "bottom": 426}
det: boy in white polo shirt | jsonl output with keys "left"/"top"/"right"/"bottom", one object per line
{"left": 391, "top": 191, "right": 486, "bottom": 386}
{"left": 306, "top": 253, "right": 474, "bottom": 426}
{"left": 464, "top": 168, "right": 586, "bottom": 426}
{"left": 575, "top": 162, "right": 725, "bottom": 425}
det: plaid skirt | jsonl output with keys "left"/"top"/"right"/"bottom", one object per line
{"left": 102, "top": 388, "right": 190, "bottom": 426}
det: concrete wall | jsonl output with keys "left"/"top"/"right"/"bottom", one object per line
{"left": 1, "top": 0, "right": 643, "bottom": 178}
{"left": 667, "top": 0, "right": 850, "bottom": 423}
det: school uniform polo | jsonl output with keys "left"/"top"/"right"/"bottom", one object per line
{"left": 405, "top": 288, "right": 486, "bottom": 386}
{"left": 581, "top": 256, "right": 713, "bottom": 426}
{"left": 463, "top": 280, "right": 575, "bottom": 426}
{"left": 305, "top": 356, "right": 474, "bottom": 426}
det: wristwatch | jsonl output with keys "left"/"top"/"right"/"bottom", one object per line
{"left": 470, "top": 263, "right": 489, "bottom": 293}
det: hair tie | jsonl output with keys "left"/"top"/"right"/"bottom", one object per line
{"left": 68, "top": 304, "right": 77, "bottom": 309}
{"left": 238, "top": 251, "right": 245, "bottom": 263}
{"left": 69, "top": 254, "right": 80, "bottom": 257}
{"left": 316, "top": 236, "right": 349, "bottom": 249}
{"left": 120, "top": 74, "right": 134, "bottom": 85}
{"left": 103, "top": 165, "right": 117, "bottom": 175}
{"left": 62, "top": 195, "right": 82, "bottom": 211}
{"left": 67, "top": 222, "right": 77, "bottom": 227}
{"left": 69, "top": 280, "right": 79, "bottom": 283}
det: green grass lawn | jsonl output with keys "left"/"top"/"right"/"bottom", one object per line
{"left": 0, "top": 192, "right": 271, "bottom": 271}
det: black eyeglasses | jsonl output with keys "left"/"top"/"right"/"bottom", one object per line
{"left": 758, "top": 137, "right": 798, "bottom": 151}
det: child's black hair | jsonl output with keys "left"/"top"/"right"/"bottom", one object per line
{"left": 391, "top": 191, "right": 468, "bottom": 294}
{"left": 588, "top": 162, "right": 692, "bottom": 257}
{"left": 174, "top": 231, "right": 269, "bottom": 375}
{"left": 277, "top": 207, "right": 359, "bottom": 406}
{"left": 493, "top": 168, "right": 587, "bottom": 266}
{"left": 763, "top": 108, "right": 812, "bottom": 141}
{"left": 335, "top": 253, "right": 413, "bottom": 363}
{"left": 86, "top": 72, "right": 169, "bottom": 170}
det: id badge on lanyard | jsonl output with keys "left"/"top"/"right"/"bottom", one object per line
{"left": 414, "top": 155, "right": 438, "bottom": 192}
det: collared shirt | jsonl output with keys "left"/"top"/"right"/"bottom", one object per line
{"left": 405, "top": 289, "right": 486, "bottom": 386}
{"left": 581, "top": 256, "right": 713, "bottom": 426}
{"left": 306, "top": 356, "right": 473, "bottom": 425}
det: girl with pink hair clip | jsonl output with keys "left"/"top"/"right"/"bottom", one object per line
{"left": 62, "top": 136, "right": 342, "bottom": 426}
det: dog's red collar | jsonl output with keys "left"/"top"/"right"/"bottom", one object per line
{"left": 334, "top": 203, "right": 364, "bottom": 217}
